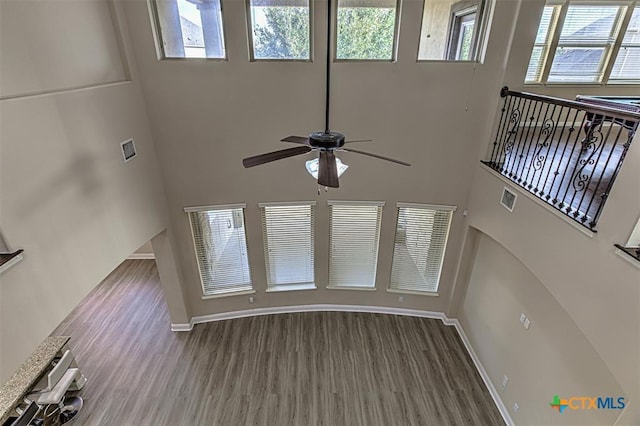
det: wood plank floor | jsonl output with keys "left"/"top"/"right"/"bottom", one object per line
{"left": 52, "top": 260, "right": 504, "bottom": 425}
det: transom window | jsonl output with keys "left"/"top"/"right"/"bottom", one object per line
{"left": 418, "top": 0, "right": 489, "bottom": 61}
{"left": 151, "top": 0, "right": 226, "bottom": 59}
{"left": 246, "top": 0, "right": 312, "bottom": 61}
{"left": 260, "top": 202, "right": 316, "bottom": 291}
{"left": 389, "top": 203, "right": 455, "bottom": 294}
{"left": 526, "top": 1, "right": 639, "bottom": 84}
{"left": 335, "top": 0, "right": 400, "bottom": 61}
{"left": 185, "top": 204, "right": 252, "bottom": 297}
{"left": 328, "top": 201, "right": 384, "bottom": 290}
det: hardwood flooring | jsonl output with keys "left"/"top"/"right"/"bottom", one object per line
{"left": 52, "top": 260, "right": 503, "bottom": 425}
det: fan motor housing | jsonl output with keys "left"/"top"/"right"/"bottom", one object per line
{"left": 309, "top": 131, "right": 345, "bottom": 149}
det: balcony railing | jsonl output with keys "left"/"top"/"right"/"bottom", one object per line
{"left": 483, "top": 87, "right": 639, "bottom": 231}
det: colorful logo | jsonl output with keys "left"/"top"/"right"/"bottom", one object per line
{"left": 550, "top": 395, "right": 568, "bottom": 413}
{"left": 550, "top": 395, "right": 625, "bottom": 413}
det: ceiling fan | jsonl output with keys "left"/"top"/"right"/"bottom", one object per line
{"left": 241, "top": 0, "right": 410, "bottom": 188}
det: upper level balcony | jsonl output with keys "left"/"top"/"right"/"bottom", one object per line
{"left": 482, "top": 87, "right": 640, "bottom": 232}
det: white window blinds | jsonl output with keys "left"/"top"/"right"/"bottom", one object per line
{"left": 389, "top": 203, "right": 455, "bottom": 293}
{"left": 525, "top": 5, "right": 560, "bottom": 82}
{"left": 328, "top": 201, "right": 384, "bottom": 289}
{"left": 610, "top": 7, "right": 640, "bottom": 82}
{"left": 260, "top": 202, "right": 316, "bottom": 289}
{"left": 548, "top": 4, "right": 624, "bottom": 83}
{"left": 186, "top": 204, "right": 252, "bottom": 297}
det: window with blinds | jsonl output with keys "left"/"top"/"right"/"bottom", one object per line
{"left": 260, "top": 202, "right": 316, "bottom": 291}
{"left": 610, "top": 7, "right": 640, "bottom": 82}
{"left": 328, "top": 201, "right": 384, "bottom": 290}
{"left": 389, "top": 203, "right": 456, "bottom": 294}
{"left": 185, "top": 204, "right": 252, "bottom": 297}
{"left": 526, "top": 2, "right": 639, "bottom": 84}
{"left": 525, "top": 5, "right": 561, "bottom": 83}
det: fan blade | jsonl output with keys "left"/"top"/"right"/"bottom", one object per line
{"left": 242, "top": 146, "right": 312, "bottom": 168}
{"left": 345, "top": 139, "right": 373, "bottom": 144}
{"left": 342, "top": 148, "right": 411, "bottom": 166}
{"left": 281, "top": 136, "right": 310, "bottom": 145}
{"left": 318, "top": 151, "right": 339, "bottom": 188}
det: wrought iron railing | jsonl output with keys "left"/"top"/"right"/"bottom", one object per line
{"left": 483, "top": 87, "right": 640, "bottom": 231}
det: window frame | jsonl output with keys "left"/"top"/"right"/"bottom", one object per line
{"left": 184, "top": 203, "right": 254, "bottom": 299}
{"left": 245, "top": 0, "right": 314, "bottom": 62}
{"left": 333, "top": 0, "right": 403, "bottom": 62}
{"left": 417, "top": 0, "right": 491, "bottom": 62}
{"left": 327, "top": 200, "right": 385, "bottom": 291}
{"left": 526, "top": 0, "right": 639, "bottom": 86}
{"left": 609, "top": 5, "right": 640, "bottom": 82}
{"left": 259, "top": 201, "right": 317, "bottom": 292}
{"left": 148, "top": 0, "right": 229, "bottom": 61}
{"left": 387, "top": 202, "right": 456, "bottom": 295}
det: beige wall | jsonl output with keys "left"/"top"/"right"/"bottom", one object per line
{"left": 134, "top": 241, "right": 154, "bottom": 255}
{"left": 460, "top": 231, "right": 625, "bottom": 425}
{"left": 0, "top": 1, "right": 170, "bottom": 381}
{"left": 0, "top": 0, "right": 128, "bottom": 99}
{"left": 120, "top": 0, "right": 521, "bottom": 320}
{"left": 457, "top": 0, "right": 640, "bottom": 422}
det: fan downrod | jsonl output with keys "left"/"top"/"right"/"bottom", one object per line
{"left": 308, "top": 131, "right": 345, "bottom": 149}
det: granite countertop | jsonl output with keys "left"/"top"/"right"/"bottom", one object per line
{"left": 0, "top": 336, "right": 70, "bottom": 423}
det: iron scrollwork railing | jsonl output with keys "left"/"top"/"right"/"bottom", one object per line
{"left": 483, "top": 87, "right": 640, "bottom": 231}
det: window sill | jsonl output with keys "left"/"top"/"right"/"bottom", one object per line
{"left": 386, "top": 288, "right": 439, "bottom": 297}
{"left": 202, "top": 288, "right": 255, "bottom": 300}
{"left": 266, "top": 283, "right": 317, "bottom": 293}
{"left": 326, "top": 285, "right": 376, "bottom": 291}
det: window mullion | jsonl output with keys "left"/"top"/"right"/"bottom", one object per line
{"left": 542, "top": 1, "right": 569, "bottom": 83}
{"left": 603, "top": 2, "right": 636, "bottom": 83}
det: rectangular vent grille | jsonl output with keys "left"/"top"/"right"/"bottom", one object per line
{"left": 501, "top": 186, "right": 517, "bottom": 212}
{"left": 121, "top": 139, "right": 136, "bottom": 162}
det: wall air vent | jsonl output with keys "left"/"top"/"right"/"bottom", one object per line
{"left": 501, "top": 187, "right": 517, "bottom": 212}
{"left": 121, "top": 139, "right": 136, "bottom": 163}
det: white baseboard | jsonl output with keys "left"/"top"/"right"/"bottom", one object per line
{"left": 447, "top": 318, "right": 514, "bottom": 426}
{"left": 190, "top": 304, "right": 446, "bottom": 325}
{"left": 127, "top": 253, "right": 155, "bottom": 260}
{"left": 171, "top": 322, "right": 194, "bottom": 332}
{"left": 176, "top": 304, "right": 511, "bottom": 425}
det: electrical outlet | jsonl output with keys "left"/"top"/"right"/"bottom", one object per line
{"left": 501, "top": 375, "right": 508, "bottom": 390}
{"left": 513, "top": 403, "right": 519, "bottom": 413}
{"left": 520, "top": 313, "right": 526, "bottom": 324}
{"left": 399, "top": 296, "right": 404, "bottom": 302}
{"left": 524, "top": 318, "right": 531, "bottom": 329}
{"left": 249, "top": 296, "right": 255, "bottom": 304}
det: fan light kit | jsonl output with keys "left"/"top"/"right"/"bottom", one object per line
{"left": 242, "top": 0, "right": 410, "bottom": 188}
{"left": 305, "top": 157, "right": 348, "bottom": 180}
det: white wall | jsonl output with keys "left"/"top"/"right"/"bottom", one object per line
{"left": 0, "top": 0, "right": 127, "bottom": 99}
{"left": 0, "top": 0, "right": 170, "bottom": 381}
{"left": 120, "top": 0, "right": 520, "bottom": 320}
{"left": 460, "top": 231, "right": 625, "bottom": 425}
{"left": 457, "top": 0, "right": 640, "bottom": 422}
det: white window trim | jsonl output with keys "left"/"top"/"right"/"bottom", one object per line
{"left": 245, "top": 0, "right": 314, "bottom": 62}
{"left": 526, "top": 0, "right": 639, "bottom": 86}
{"left": 327, "top": 201, "right": 385, "bottom": 290}
{"left": 186, "top": 205, "right": 253, "bottom": 298}
{"left": 148, "top": 0, "right": 228, "bottom": 61}
{"left": 334, "top": 0, "right": 402, "bottom": 62}
{"left": 260, "top": 202, "right": 316, "bottom": 290}
{"left": 388, "top": 202, "right": 456, "bottom": 294}
{"left": 184, "top": 203, "right": 247, "bottom": 213}
{"left": 416, "top": 0, "right": 494, "bottom": 63}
